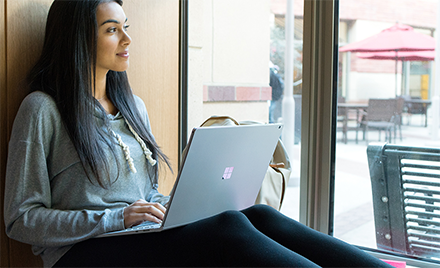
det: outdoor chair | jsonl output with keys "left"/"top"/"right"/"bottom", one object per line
{"left": 367, "top": 143, "right": 440, "bottom": 259}
{"left": 358, "top": 98, "right": 400, "bottom": 144}
{"left": 402, "top": 95, "right": 429, "bottom": 127}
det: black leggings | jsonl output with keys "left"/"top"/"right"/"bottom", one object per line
{"left": 54, "top": 205, "right": 393, "bottom": 267}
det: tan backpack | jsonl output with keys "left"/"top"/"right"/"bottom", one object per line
{"left": 185, "top": 115, "right": 291, "bottom": 211}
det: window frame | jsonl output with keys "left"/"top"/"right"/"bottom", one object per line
{"left": 179, "top": 0, "right": 189, "bottom": 160}
{"left": 300, "top": 0, "right": 336, "bottom": 234}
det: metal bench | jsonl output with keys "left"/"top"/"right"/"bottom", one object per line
{"left": 367, "top": 143, "right": 440, "bottom": 259}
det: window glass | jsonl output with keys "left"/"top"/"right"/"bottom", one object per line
{"left": 335, "top": 0, "right": 440, "bottom": 263}
{"left": 187, "top": 0, "right": 303, "bottom": 219}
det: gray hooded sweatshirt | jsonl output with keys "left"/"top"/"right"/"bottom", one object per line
{"left": 4, "top": 91, "right": 169, "bottom": 267}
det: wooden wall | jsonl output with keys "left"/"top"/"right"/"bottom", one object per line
{"left": 0, "top": 0, "right": 179, "bottom": 266}
{"left": 124, "top": 0, "right": 179, "bottom": 193}
{"left": 1, "top": 0, "right": 7, "bottom": 265}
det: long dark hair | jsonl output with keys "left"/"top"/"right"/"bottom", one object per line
{"left": 26, "top": 0, "right": 170, "bottom": 187}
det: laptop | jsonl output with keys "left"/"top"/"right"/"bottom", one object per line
{"left": 97, "top": 123, "right": 283, "bottom": 238}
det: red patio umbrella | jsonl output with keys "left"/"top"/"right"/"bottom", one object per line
{"left": 339, "top": 23, "right": 435, "bottom": 53}
{"left": 357, "top": 50, "right": 435, "bottom": 61}
{"left": 339, "top": 23, "right": 436, "bottom": 96}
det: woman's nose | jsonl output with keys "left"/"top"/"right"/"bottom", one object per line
{"left": 122, "top": 31, "right": 132, "bottom": 46}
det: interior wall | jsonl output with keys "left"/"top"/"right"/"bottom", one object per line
{"left": 1, "top": 0, "right": 7, "bottom": 266}
{"left": 3, "top": 1, "right": 51, "bottom": 266}
{"left": 123, "top": 0, "right": 179, "bottom": 194}
{"left": 0, "top": 0, "right": 179, "bottom": 266}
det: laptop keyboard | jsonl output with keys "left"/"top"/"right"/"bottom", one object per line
{"left": 129, "top": 221, "right": 161, "bottom": 231}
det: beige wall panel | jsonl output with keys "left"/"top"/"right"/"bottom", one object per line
{"left": 5, "top": 1, "right": 51, "bottom": 266}
{"left": 123, "top": 0, "right": 179, "bottom": 194}
{"left": 6, "top": 0, "right": 51, "bottom": 131}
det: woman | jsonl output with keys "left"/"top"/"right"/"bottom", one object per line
{"left": 4, "top": 0, "right": 393, "bottom": 267}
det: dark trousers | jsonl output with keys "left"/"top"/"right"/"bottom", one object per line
{"left": 54, "top": 205, "right": 393, "bottom": 267}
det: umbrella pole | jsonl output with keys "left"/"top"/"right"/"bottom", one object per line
{"left": 395, "top": 51, "right": 398, "bottom": 97}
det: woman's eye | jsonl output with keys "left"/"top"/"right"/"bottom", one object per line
{"left": 107, "top": 27, "right": 117, "bottom": 33}
{"left": 124, "top": 25, "right": 130, "bottom": 31}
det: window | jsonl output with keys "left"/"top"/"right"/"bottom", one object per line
{"left": 334, "top": 0, "right": 440, "bottom": 266}
{"left": 187, "top": 0, "right": 304, "bottom": 219}
{"left": 186, "top": 0, "right": 440, "bottom": 267}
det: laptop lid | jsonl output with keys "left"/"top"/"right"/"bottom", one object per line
{"left": 162, "top": 123, "right": 283, "bottom": 229}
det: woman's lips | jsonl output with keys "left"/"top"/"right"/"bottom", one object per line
{"left": 117, "top": 52, "right": 129, "bottom": 58}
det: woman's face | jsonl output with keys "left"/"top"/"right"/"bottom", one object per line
{"left": 96, "top": 1, "right": 131, "bottom": 76}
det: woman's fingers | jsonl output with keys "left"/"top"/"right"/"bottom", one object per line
{"left": 134, "top": 204, "right": 165, "bottom": 221}
{"left": 132, "top": 200, "right": 166, "bottom": 216}
{"left": 123, "top": 199, "right": 167, "bottom": 228}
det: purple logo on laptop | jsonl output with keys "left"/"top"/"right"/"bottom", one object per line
{"left": 222, "top": 167, "right": 234, "bottom": 180}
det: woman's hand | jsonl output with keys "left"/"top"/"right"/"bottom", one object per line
{"left": 123, "top": 199, "right": 166, "bottom": 228}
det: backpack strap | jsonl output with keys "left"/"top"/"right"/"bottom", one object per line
{"left": 200, "top": 115, "right": 239, "bottom": 127}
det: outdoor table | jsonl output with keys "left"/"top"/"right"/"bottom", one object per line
{"left": 404, "top": 99, "right": 431, "bottom": 127}
{"left": 337, "top": 103, "right": 368, "bottom": 144}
